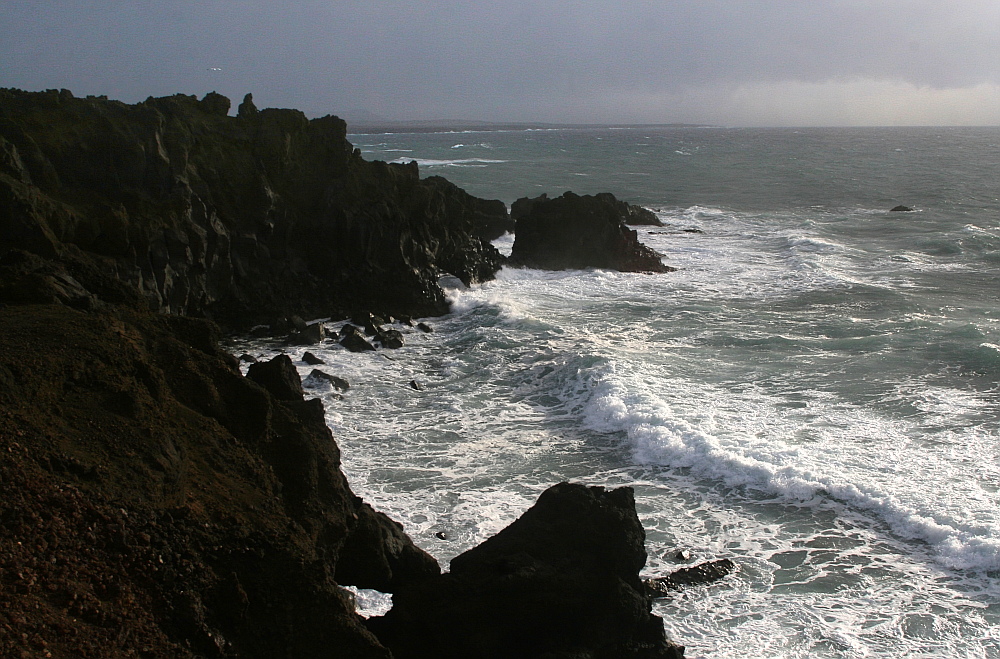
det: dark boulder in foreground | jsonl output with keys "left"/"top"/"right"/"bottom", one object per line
{"left": 509, "top": 192, "right": 675, "bottom": 272}
{"left": 368, "top": 482, "right": 684, "bottom": 658}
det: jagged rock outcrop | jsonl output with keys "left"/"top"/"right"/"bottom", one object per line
{"left": 0, "top": 306, "right": 437, "bottom": 658}
{"left": 368, "top": 482, "right": 684, "bottom": 658}
{"left": 0, "top": 88, "right": 505, "bottom": 328}
{"left": 509, "top": 192, "right": 675, "bottom": 272}
{"left": 421, "top": 175, "right": 513, "bottom": 241}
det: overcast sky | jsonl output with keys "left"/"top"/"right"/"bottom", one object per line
{"left": 3, "top": 1, "right": 1000, "bottom": 126}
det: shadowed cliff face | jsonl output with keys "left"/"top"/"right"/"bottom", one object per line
{"left": 0, "top": 88, "right": 507, "bottom": 327}
{"left": 0, "top": 304, "right": 438, "bottom": 658}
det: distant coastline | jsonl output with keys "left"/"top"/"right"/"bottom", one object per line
{"left": 346, "top": 118, "right": 713, "bottom": 134}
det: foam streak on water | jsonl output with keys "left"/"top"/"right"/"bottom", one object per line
{"left": 237, "top": 126, "right": 1000, "bottom": 657}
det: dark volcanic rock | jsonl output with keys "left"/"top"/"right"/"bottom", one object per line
{"left": 591, "top": 192, "right": 662, "bottom": 226}
{"left": 305, "top": 369, "right": 350, "bottom": 392}
{"left": 368, "top": 482, "right": 684, "bottom": 659}
{"left": 423, "top": 175, "right": 514, "bottom": 241}
{"left": 509, "top": 192, "right": 675, "bottom": 272}
{"left": 0, "top": 304, "right": 437, "bottom": 658}
{"left": 302, "top": 351, "right": 324, "bottom": 365}
{"left": 376, "top": 328, "right": 405, "bottom": 349}
{"left": 340, "top": 331, "right": 376, "bottom": 353}
{"left": 645, "top": 558, "right": 737, "bottom": 598}
{"left": 0, "top": 88, "right": 505, "bottom": 328}
{"left": 246, "top": 354, "right": 305, "bottom": 401}
{"left": 288, "top": 321, "right": 326, "bottom": 345}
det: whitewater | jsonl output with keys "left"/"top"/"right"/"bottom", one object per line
{"left": 237, "top": 126, "right": 1000, "bottom": 657}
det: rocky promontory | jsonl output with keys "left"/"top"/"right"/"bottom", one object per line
{"left": 0, "top": 88, "right": 508, "bottom": 328}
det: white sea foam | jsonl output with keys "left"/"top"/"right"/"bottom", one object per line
{"left": 389, "top": 157, "right": 506, "bottom": 167}
{"left": 580, "top": 365, "right": 1000, "bottom": 571}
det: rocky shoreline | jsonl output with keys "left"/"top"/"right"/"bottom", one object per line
{"left": 0, "top": 89, "right": 720, "bottom": 657}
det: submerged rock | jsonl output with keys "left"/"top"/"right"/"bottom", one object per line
{"left": 509, "top": 192, "right": 675, "bottom": 273}
{"left": 368, "top": 482, "right": 684, "bottom": 658}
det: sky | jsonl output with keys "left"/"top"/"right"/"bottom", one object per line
{"left": 2, "top": 1, "right": 1000, "bottom": 127}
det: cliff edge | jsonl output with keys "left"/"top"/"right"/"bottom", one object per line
{"left": 0, "top": 89, "right": 508, "bottom": 327}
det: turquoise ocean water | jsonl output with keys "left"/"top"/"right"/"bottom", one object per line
{"left": 243, "top": 126, "right": 1000, "bottom": 657}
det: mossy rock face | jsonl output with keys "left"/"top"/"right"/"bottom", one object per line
{"left": 0, "top": 88, "right": 507, "bottom": 328}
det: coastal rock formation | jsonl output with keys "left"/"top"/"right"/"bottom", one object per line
{"left": 509, "top": 192, "right": 675, "bottom": 272}
{"left": 0, "top": 305, "right": 437, "bottom": 658}
{"left": 423, "top": 175, "right": 514, "bottom": 241}
{"left": 368, "top": 482, "right": 684, "bottom": 658}
{"left": 0, "top": 88, "right": 506, "bottom": 328}
{"left": 0, "top": 88, "right": 696, "bottom": 657}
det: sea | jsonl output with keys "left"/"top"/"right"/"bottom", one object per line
{"left": 237, "top": 125, "right": 1000, "bottom": 657}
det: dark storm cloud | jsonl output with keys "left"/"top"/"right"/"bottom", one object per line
{"left": 2, "top": 1, "right": 999, "bottom": 125}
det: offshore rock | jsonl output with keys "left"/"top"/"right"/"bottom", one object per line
{"left": 368, "top": 482, "right": 685, "bottom": 658}
{"left": 305, "top": 369, "right": 350, "bottom": 392}
{"left": 0, "top": 88, "right": 505, "bottom": 328}
{"left": 509, "top": 192, "right": 675, "bottom": 272}
{"left": 644, "top": 558, "right": 737, "bottom": 598}
{"left": 0, "top": 303, "right": 438, "bottom": 658}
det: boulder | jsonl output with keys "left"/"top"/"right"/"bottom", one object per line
{"left": 288, "top": 322, "right": 325, "bottom": 345}
{"left": 246, "top": 354, "right": 305, "bottom": 401}
{"left": 368, "top": 482, "right": 684, "bottom": 658}
{"left": 644, "top": 558, "right": 737, "bottom": 598}
{"left": 376, "top": 328, "right": 404, "bottom": 349}
{"left": 509, "top": 192, "right": 675, "bottom": 273}
{"left": 341, "top": 332, "right": 376, "bottom": 353}
{"left": 305, "top": 369, "right": 350, "bottom": 392}
{"left": 302, "top": 351, "right": 324, "bottom": 365}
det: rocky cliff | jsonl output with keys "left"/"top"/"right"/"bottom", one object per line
{"left": 0, "top": 304, "right": 438, "bottom": 657}
{"left": 0, "top": 89, "right": 508, "bottom": 328}
{"left": 0, "top": 89, "right": 692, "bottom": 658}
